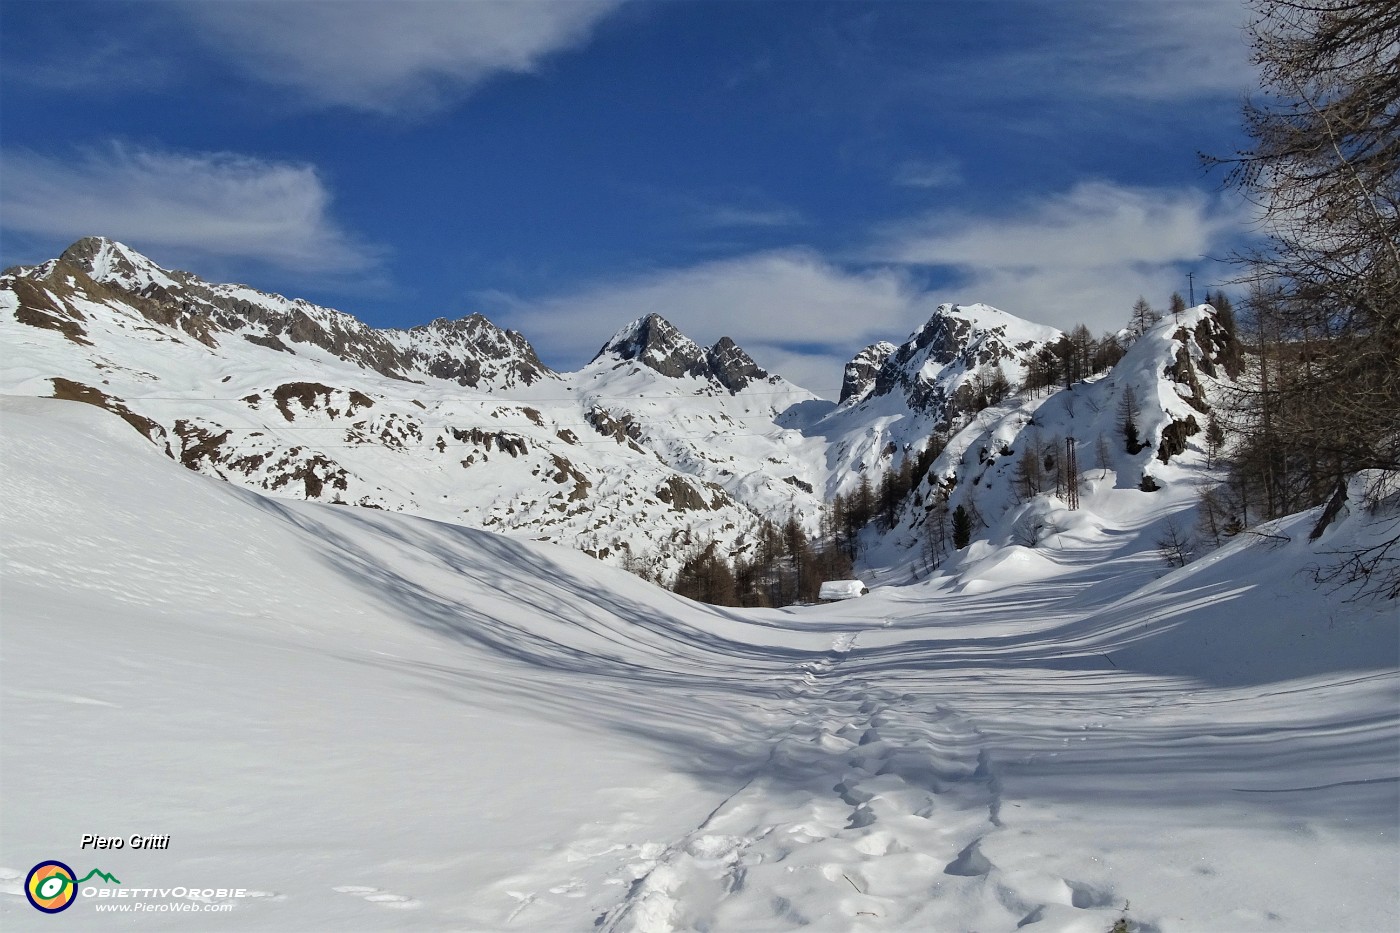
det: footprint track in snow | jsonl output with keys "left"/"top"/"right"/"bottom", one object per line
{"left": 596, "top": 634, "right": 1016, "bottom": 931}
{"left": 518, "top": 627, "right": 1128, "bottom": 931}
{"left": 332, "top": 884, "right": 422, "bottom": 909}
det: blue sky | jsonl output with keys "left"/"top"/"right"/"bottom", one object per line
{"left": 1, "top": 0, "right": 1259, "bottom": 398}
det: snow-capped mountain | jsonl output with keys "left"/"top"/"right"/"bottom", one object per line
{"left": 1, "top": 237, "right": 1233, "bottom": 580}
{"left": 593, "top": 313, "right": 771, "bottom": 393}
{"left": 847, "top": 303, "right": 1062, "bottom": 415}
{"left": 48, "top": 236, "right": 556, "bottom": 390}
{"left": 810, "top": 303, "right": 1065, "bottom": 500}
{"left": 1, "top": 239, "right": 834, "bottom": 579}
{"left": 838, "top": 340, "right": 898, "bottom": 404}
{"left": 857, "top": 305, "right": 1240, "bottom": 583}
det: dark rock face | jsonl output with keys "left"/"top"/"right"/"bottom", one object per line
{"left": 656, "top": 475, "right": 707, "bottom": 511}
{"left": 862, "top": 304, "right": 1056, "bottom": 424}
{"left": 782, "top": 475, "right": 814, "bottom": 493}
{"left": 59, "top": 237, "right": 193, "bottom": 291}
{"left": 596, "top": 314, "right": 708, "bottom": 378}
{"left": 840, "top": 342, "right": 896, "bottom": 403}
{"left": 1152, "top": 312, "right": 1237, "bottom": 465}
{"left": 57, "top": 236, "right": 108, "bottom": 266}
{"left": 871, "top": 310, "right": 999, "bottom": 406}
{"left": 705, "top": 336, "right": 767, "bottom": 392}
{"left": 595, "top": 313, "right": 769, "bottom": 393}
{"left": 1157, "top": 415, "right": 1200, "bottom": 463}
{"left": 872, "top": 313, "right": 967, "bottom": 401}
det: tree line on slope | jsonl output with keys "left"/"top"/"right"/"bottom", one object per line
{"left": 670, "top": 516, "right": 856, "bottom": 607}
{"left": 923, "top": 0, "right": 1400, "bottom": 600}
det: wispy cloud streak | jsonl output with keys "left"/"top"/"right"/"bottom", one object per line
{"left": 0, "top": 144, "right": 382, "bottom": 275}
{"left": 179, "top": 0, "right": 625, "bottom": 114}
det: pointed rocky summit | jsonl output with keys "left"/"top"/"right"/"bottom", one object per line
{"left": 594, "top": 313, "right": 770, "bottom": 392}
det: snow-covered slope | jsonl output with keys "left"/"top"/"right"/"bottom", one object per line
{"left": 576, "top": 314, "right": 828, "bottom": 526}
{"left": 851, "top": 302, "right": 1061, "bottom": 414}
{"left": 5, "top": 240, "right": 1102, "bottom": 580}
{"left": 3, "top": 396, "right": 1395, "bottom": 931}
{"left": 850, "top": 306, "right": 1238, "bottom": 580}
{"left": 49, "top": 236, "right": 557, "bottom": 390}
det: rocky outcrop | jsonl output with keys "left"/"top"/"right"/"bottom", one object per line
{"left": 839, "top": 341, "right": 896, "bottom": 403}
{"left": 705, "top": 336, "right": 768, "bottom": 392}
{"left": 857, "top": 304, "right": 1061, "bottom": 426}
{"left": 597, "top": 314, "right": 708, "bottom": 378}
{"left": 593, "top": 313, "right": 771, "bottom": 393}
{"left": 401, "top": 314, "right": 551, "bottom": 388}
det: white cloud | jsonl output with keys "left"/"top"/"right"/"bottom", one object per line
{"left": 0, "top": 144, "right": 380, "bottom": 275}
{"left": 1085, "top": 0, "right": 1255, "bottom": 100}
{"left": 179, "top": 0, "right": 624, "bottom": 113}
{"left": 493, "top": 250, "right": 939, "bottom": 400}
{"left": 697, "top": 206, "right": 806, "bottom": 229}
{"left": 490, "top": 181, "right": 1251, "bottom": 398}
{"left": 892, "top": 156, "right": 962, "bottom": 189}
{"left": 875, "top": 181, "right": 1249, "bottom": 334}
{"left": 967, "top": 1, "right": 1255, "bottom": 104}
{"left": 741, "top": 342, "right": 858, "bottom": 403}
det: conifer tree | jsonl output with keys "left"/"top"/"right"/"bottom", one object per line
{"left": 1120, "top": 386, "right": 1143, "bottom": 454}
{"left": 952, "top": 504, "right": 973, "bottom": 549}
{"left": 1205, "top": 414, "right": 1227, "bottom": 469}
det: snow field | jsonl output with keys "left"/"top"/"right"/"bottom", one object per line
{"left": 2, "top": 396, "right": 1396, "bottom": 932}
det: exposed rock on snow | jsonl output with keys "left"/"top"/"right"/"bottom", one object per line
{"left": 593, "top": 313, "right": 773, "bottom": 393}
{"left": 2, "top": 241, "right": 823, "bottom": 580}
{"left": 38, "top": 237, "right": 557, "bottom": 390}
{"left": 865, "top": 303, "right": 1062, "bottom": 424}
{"left": 839, "top": 340, "right": 896, "bottom": 404}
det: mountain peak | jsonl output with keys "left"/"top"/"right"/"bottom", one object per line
{"left": 839, "top": 341, "right": 898, "bottom": 404}
{"left": 857, "top": 302, "right": 1062, "bottom": 421}
{"left": 705, "top": 335, "right": 769, "bottom": 393}
{"left": 594, "top": 315, "right": 770, "bottom": 392}
{"left": 58, "top": 237, "right": 183, "bottom": 292}
{"left": 594, "top": 313, "right": 707, "bottom": 377}
{"left": 59, "top": 235, "right": 123, "bottom": 264}
{"left": 404, "top": 313, "right": 554, "bottom": 387}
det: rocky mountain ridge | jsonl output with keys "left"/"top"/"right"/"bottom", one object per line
{"left": 1, "top": 239, "right": 825, "bottom": 579}
{"left": 862, "top": 303, "right": 1062, "bottom": 419}
{"left": 30, "top": 237, "right": 556, "bottom": 391}
{"left": 593, "top": 313, "right": 774, "bottom": 394}
{"left": 2, "top": 237, "right": 1231, "bottom": 581}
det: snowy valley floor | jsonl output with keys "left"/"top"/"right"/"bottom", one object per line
{"left": 2, "top": 397, "right": 1397, "bottom": 932}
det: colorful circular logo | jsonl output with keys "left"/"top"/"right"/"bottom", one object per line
{"left": 26, "top": 861, "right": 78, "bottom": 913}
